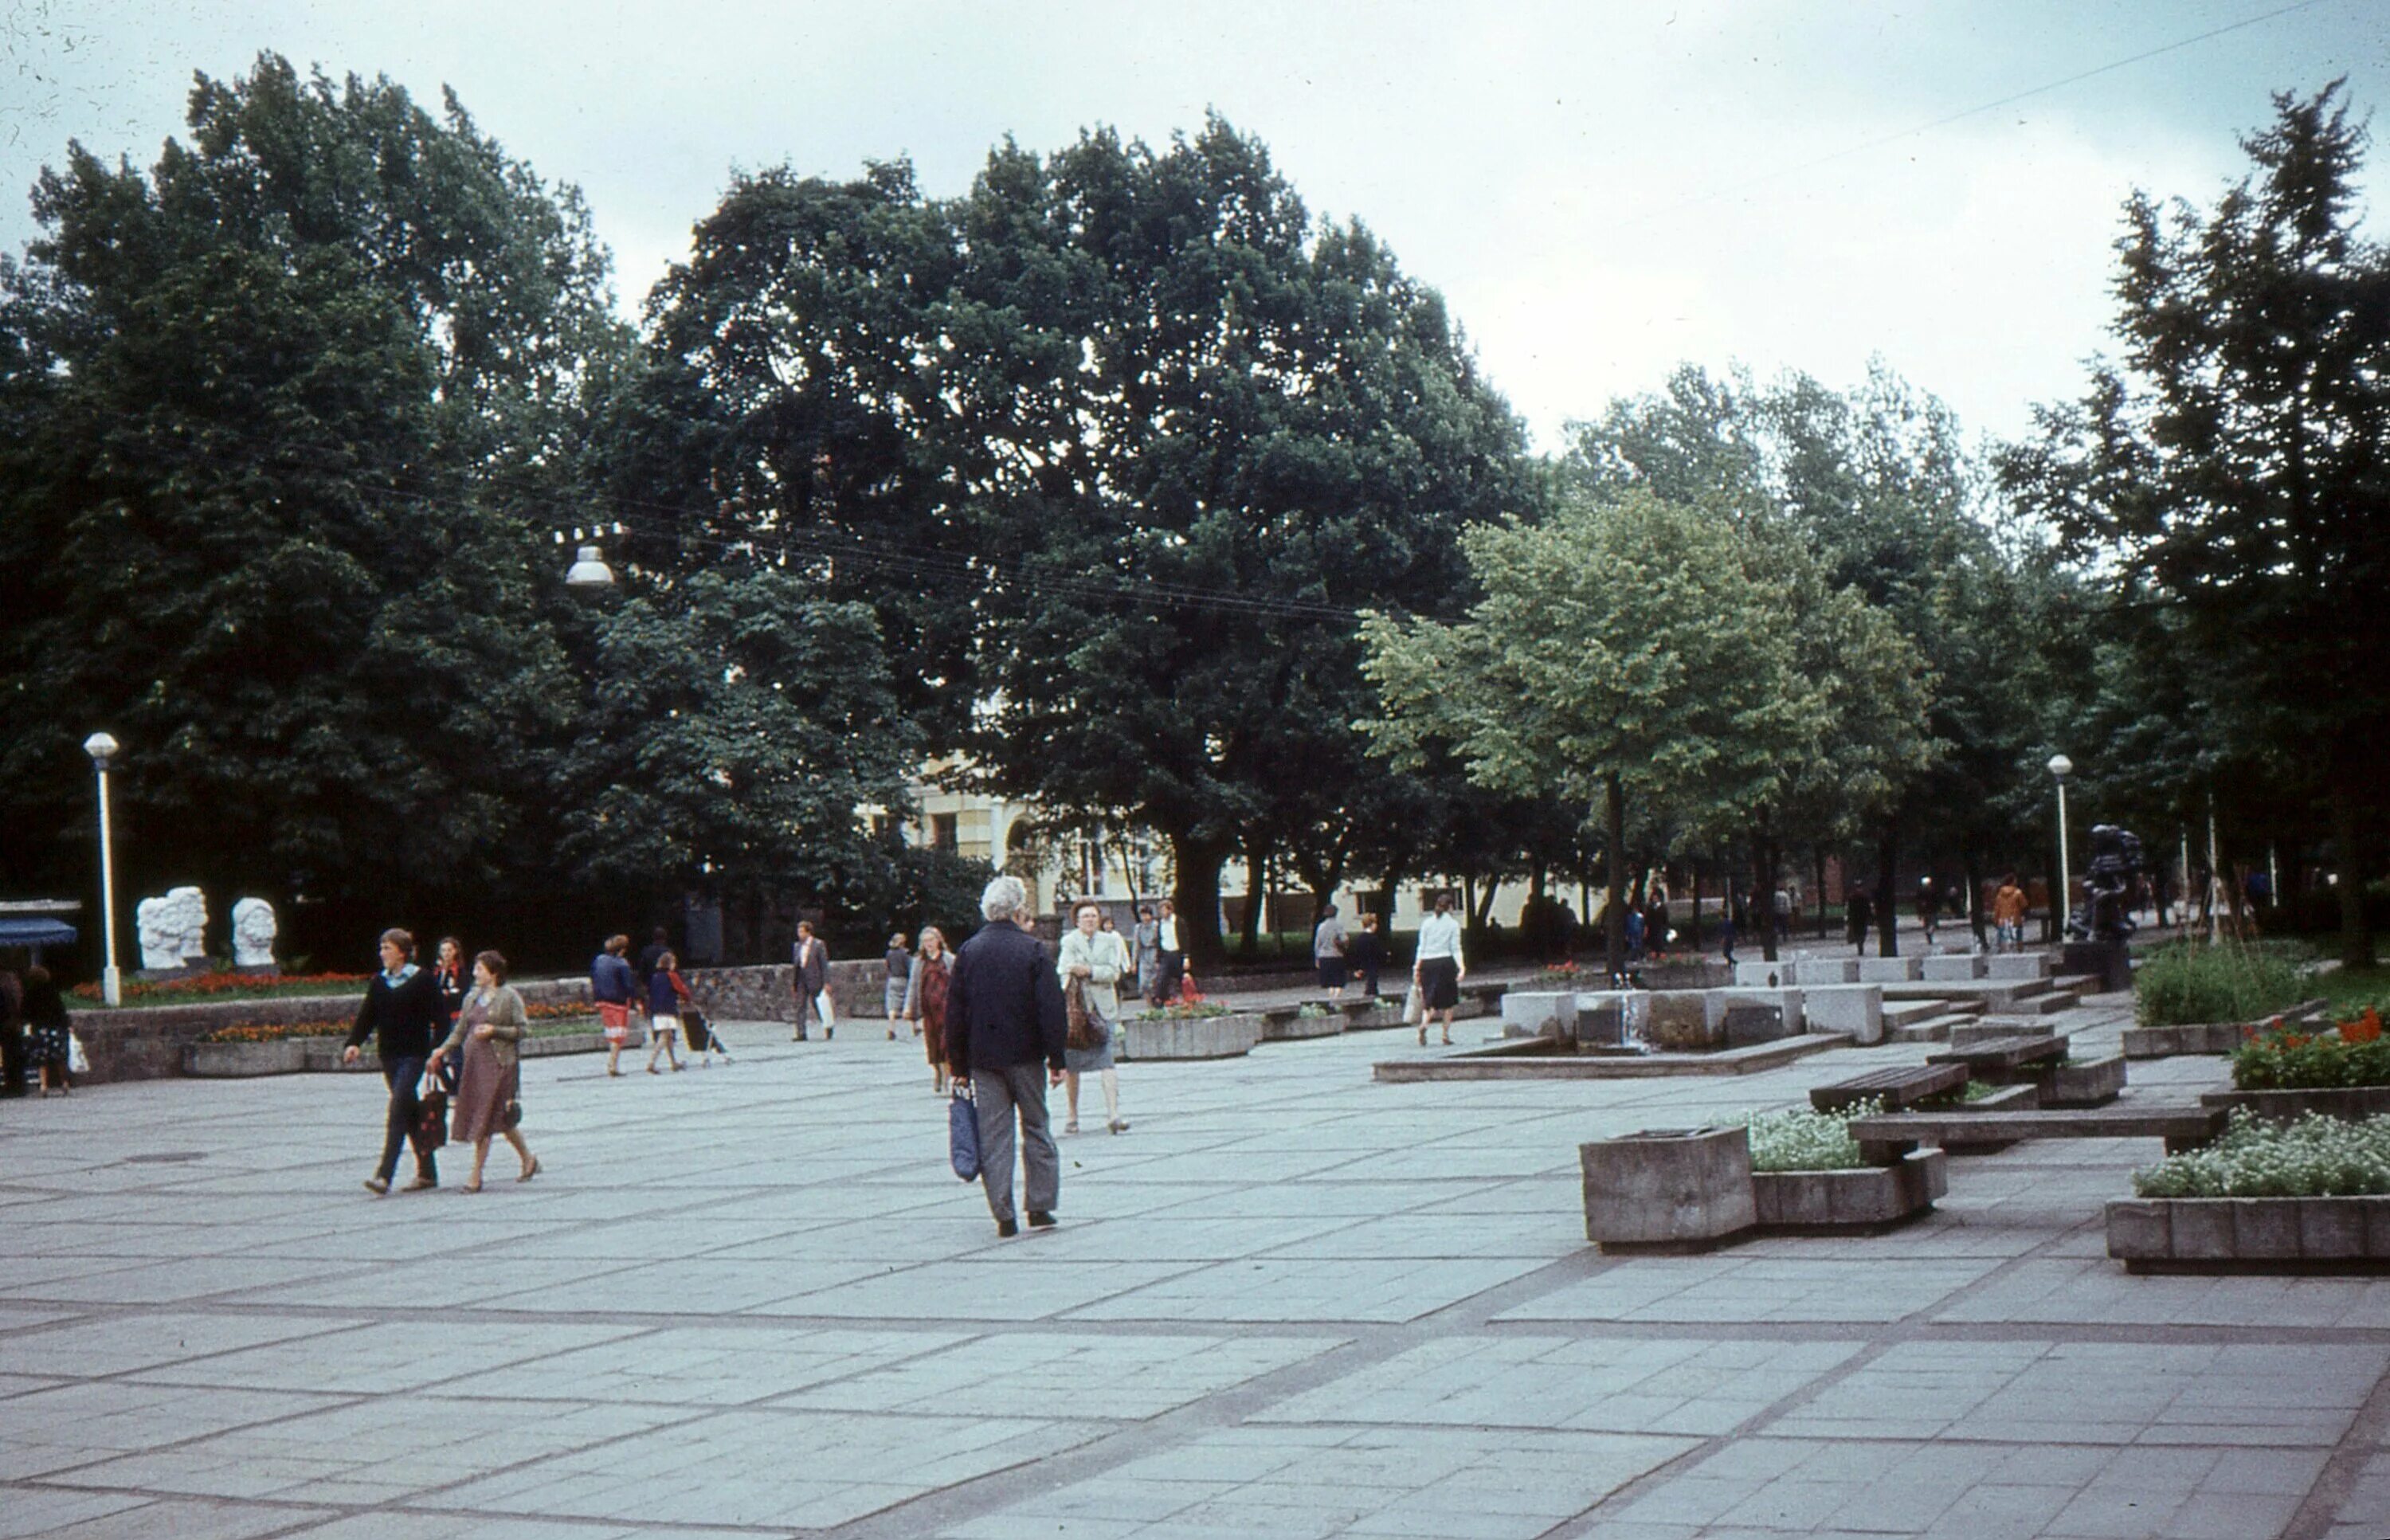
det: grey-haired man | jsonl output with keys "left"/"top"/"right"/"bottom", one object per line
{"left": 944, "top": 876, "right": 1068, "bottom": 1236}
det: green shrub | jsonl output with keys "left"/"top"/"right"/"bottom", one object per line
{"left": 2133, "top": 940, "right": 2306, "bottom": 1027}
{"left": 2133, "top": 1110, "right": 2390, "bottom": 1197}
{"left": 1737, "top": 1100, "right": 1880, "bottom": 1172}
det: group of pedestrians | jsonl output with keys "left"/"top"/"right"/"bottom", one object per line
{"left": 593, "top": 929, "right": 705, "bottom": 1075}
{"left": 343, "top": 927, "right": 540, "bottom": 1195}
{"left": 0, "top": 965, "right": 73, "bottom": 1098}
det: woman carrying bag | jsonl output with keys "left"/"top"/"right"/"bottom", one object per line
{"left": 425, "top": 950, "right": 539, "bottom": 1191}
{"left": 904, "top": 926, "right": 955, "bottom": 1095}
{"left": 1057, "top": 899, "right": 1129, "bottom": 1135}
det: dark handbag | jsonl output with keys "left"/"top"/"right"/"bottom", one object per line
{"left": 1065, "top": 976, "right": 1096, "bottom": 1051}
{"left": 682, "top": 1009, "right": 711, "bottom": 1052}
{"left": 502, "top": 1099, "right": 522, "bottom": 1131}
{"left": 948, "top": 1088, "right": 981, "bottom": 1181}
{"left": 414, "top": 1083, "right": 450, "bottom": 1150}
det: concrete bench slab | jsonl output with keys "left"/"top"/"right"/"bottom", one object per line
{"left": 1857, "top": 955, "right": 1923, "bottom": 983}
{"left": 1810, "top": 1061, "right": 1969, "bottom": 1113}
{"left": 1920, "top": 954, "right": 1987, "bottom": 983}
{"left": 1984, "top": 952, "right": 2056, "bottom": 981}
{"left": 1796, "top": 958, "right": 1860, "bottom": 985}
{"left": 1929, "top": 1034, "right": 2068, "bottom": 1078}
{"left": 1850, "top": 1103, "right": 2226, "bottom": 1165}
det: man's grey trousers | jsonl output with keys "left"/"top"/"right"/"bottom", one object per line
{"left": 971, "top": 1062, "right": 1060, "bottom": 1223}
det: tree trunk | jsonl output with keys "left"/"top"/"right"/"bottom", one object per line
{"left": 1235, "top": 836, "right": 1266, "bottom": 956}
{"left": 2331, "top": 781, "right": 2376, "bottom": 969}
{"left": 1604, "top": 774, "right": 1626, "bottom": 979}
{"left": 1753, "top": 815, "right": 1779, "bottom": 964}
{"left": 1875, "top": 821, "right": 1899, "bottom": 957}
{"left": 1815, "top": 848, "right": 1829, "bottom": 939}
{"left": 1169, "top": 831, "right": 1233, "bottom": 968}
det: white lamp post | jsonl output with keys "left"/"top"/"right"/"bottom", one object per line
{"left": 82, "top": 732, "right": 123, "bottom": 1006}
{"left": 2047, "top": 754, "right": 2074, "bottom": 940}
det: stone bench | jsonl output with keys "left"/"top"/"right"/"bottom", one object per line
{"left": 1809, "top": 1062, "right": 1969, "bottom": 1114}
{"left": 1849, "top": 1105, "right": 2226, "bottom": 1166}
{"left": 1928, "top": 1033, "right": 2067, "bottom": 1082}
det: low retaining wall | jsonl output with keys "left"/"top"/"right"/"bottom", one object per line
{"left": 1118, "top": 1013, "right": 1265, "bottom": 1060}
{"left": 2109, "top": 1196, "right": 2390, "bottom": 1269}
{"left": 683, "top": 961, "right": 890, "bottom": 1027}
{"left": 184, "top": 1029, "right": 609, "bottom": 1077}
{"left": 67, "top": 976, "right": 590, "bottom": 1086}
{"left": 1753, "top": 1150, "right": 1946, "bottom": 1228}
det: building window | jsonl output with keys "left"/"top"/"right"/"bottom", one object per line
{"left": 931, "top": 813, "right": 958, "bottom": 853}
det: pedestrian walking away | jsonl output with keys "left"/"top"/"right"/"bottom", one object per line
{"left": 904, "top": 926, "right": 955, "bottom": 1094}
{"left": 21, "top": 966, "right": 71, "bottom": 1098}
{"left": 1993, "top": 872, "right": 2029, "bottom": 954}
{"left": 425, "top": 950, "right": 540, "bottom": 1190}
{"left": 883, "top": 931, "right": 911, "bottom": 1038}
{"left": 1059, "top": 899, "right": 1129, "bottom": 1135}
{"left": 1312, "top": 903, "right": 1350, "bottom": 999}
{"left": 645, "top": 951, "right": 690, "bottom": 1072}
{"left": 342, "top": 929, "right": 447, "bottom": 1193}
{"left": 592, "top": 934, "right": 641, "bottom": 1076}
{"left": 1413, "top": 891, "right": 1467, "bottom": 1047}
{"left": 792, "top": 919, "right": 829, "bottom": 1040}
{"left": 945, "top": 875, "right": 1068, "bottom": 1236}
{"left": 1349, "top": 911, "right": 1386, "bottom": 998}
{"left": 1131, "top": 904, "right": 1161, "bottom": 1003}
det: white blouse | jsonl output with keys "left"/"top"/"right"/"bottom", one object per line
{"left": 1416, "top": 912, "right": 1464, "bottom": 962}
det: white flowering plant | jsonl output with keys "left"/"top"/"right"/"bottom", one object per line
{"left": 2132, "top": 1110, "right": 2390, "bottom": 1198}
{"left": 1735, "top": 1099, "right": 1883, "bottom": 1172}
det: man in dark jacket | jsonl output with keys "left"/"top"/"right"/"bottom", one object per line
{"left": 945, "top": 875, "right": 1068, "bottom": 1236}
{"left": 343, "top": 928, "right": 448, "bottom": 1194}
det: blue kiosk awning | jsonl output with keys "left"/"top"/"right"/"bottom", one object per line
{"left": 0, "top": 918, "right": 79, "bottom": 948}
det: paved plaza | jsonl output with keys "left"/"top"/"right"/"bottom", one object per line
{"left": 5, "top": 984, "right": 2389, "bottom": 1539}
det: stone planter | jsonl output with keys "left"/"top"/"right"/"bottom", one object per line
{"left": 1580, "top": 1125, "right": 1755, "bottom": 1251}
{"left": 2201, "top": 1085, "right": 2390, "bottom": 1123}
{"left": 1260, "top": 1008, "right": 1345, "bottom": 1042}
{"left": 2122, "top": 1021, "right": 2247, "bottom": 1058}
{"left": 2041, "top": 1054, "right": 2127, "bottom": 1108}
{"left": 1802, "top": 985, "right": 1884, "bottom": 1044}
{"left": 1118, "top": 1012, "right": 1264, "bottom": 1061}
{"left": 182, "top": 1039, "right": 310, "bottom": 1077}
{"left": 2107, "top": 1196, "right": 2390, "bottom": 1270}
{"left": 1753, "top": 1149, "right": 1945, "bottom": 1228}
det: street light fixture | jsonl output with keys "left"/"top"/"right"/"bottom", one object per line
{"left": 2047, "top": 753, "right": 2074, "bottom": 942}
{"left": 563, "top": 544, "right": 615, "bottom": 590}
{"left": 82, "top": 731, "right": 123, "bottom": 1007}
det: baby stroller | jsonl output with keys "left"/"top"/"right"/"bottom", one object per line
{"left": 681, "top": 1005, "right": 732, "bottom": 1065}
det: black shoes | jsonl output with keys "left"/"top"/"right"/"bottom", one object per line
{"left": 997, "top": 1218, "right": 1019, "bottom": 1238}
{"left": 1027, "top": 1211, "right": 1057, "bottom": 1229}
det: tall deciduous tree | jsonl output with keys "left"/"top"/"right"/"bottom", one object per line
{"left": 1360, "top": 492, "right": 1819, "bottom": 978}
{"left": 2003, "top": 84, "right": 2390, "bottom": 966}
{"left": 0, "top": 54, "right": 621, "bottom": 933}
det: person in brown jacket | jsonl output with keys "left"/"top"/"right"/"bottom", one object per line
{"left": 1992, "top": 873, "right": 2030, "bottom": 953}
{"left": 425, "top": 950, "right": 539, "bottom": 1191}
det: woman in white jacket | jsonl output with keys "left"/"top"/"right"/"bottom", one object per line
{"left": 1057, "top": 900, "right": 1130, "bottom": 1134}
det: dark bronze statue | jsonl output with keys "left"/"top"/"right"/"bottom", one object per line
{"left": 2067, "top": 824, "right": 2145, "bottom": 943}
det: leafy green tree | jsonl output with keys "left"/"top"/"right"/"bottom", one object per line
{"left": 942, "top": 122, "right": 1531, "bottom": 962}
{"left": 0, "top": 54, "right": 619, "bottom": 933}
{"left": 2003, "top": 84, "right": 2390, "bottom": 966}
{"left": 1361, "top": 492, "right": 1818, "bottom": 977}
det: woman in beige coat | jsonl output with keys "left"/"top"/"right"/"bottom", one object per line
{"left": 426, "top": 950, "right": 541, "bottom": 1191}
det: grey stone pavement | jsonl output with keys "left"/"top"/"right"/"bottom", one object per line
{"left": 5, "top": 979, "right": 2388, "bottom": 1539}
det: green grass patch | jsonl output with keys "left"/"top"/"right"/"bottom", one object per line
{"left": 2133, "top": 939, "right": 2308, "bottom": 1027}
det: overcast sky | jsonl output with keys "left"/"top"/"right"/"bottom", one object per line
{"left": 3, "top": 0, "right": 2384, "bottom": 452}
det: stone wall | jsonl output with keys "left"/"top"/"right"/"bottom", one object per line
{"left": 684, "top": 961, "right": 892, "bottom": 1026}
{"left": 64, "top": 976, "right": 591, "bottom": 1086}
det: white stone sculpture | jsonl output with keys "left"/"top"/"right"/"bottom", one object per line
{"left": 231, "top": 898, "right": 279, "bottom": 970}
{"left": 135, "top": 886, "right": 209, "bottom": 971}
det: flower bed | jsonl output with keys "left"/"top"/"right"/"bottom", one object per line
{"left": 1741, "top": 1102, "right": 1879, "bottom": 1172}
{"left": 1135, "top": 1001, "right": 1230, "bottom": 1021}
{"left": 74, "top": 970, "right": 370, "bottom": 1008}
{"left": 2231, "top": 1008, "right": 2390, "bottom": 1090}
{"left": 2133, "top": 1111, "right": 2390, "bottom": 1199}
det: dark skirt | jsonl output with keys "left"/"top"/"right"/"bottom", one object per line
{"left": 26, "top": 1022, "right": 68, "bottom": 1068}
{"left": 1418, "top": 956, "right": 1461, "bottom": 1012}
{"left": 1317, "top": 956, "right": 1349, "bottom": 989}
{"left": 451, "top": 1037, "right": 517, "bottom": 1145}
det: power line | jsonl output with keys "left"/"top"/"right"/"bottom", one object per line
{"left": 1622, "top": 0, "right": 2345, "bottom": 232}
